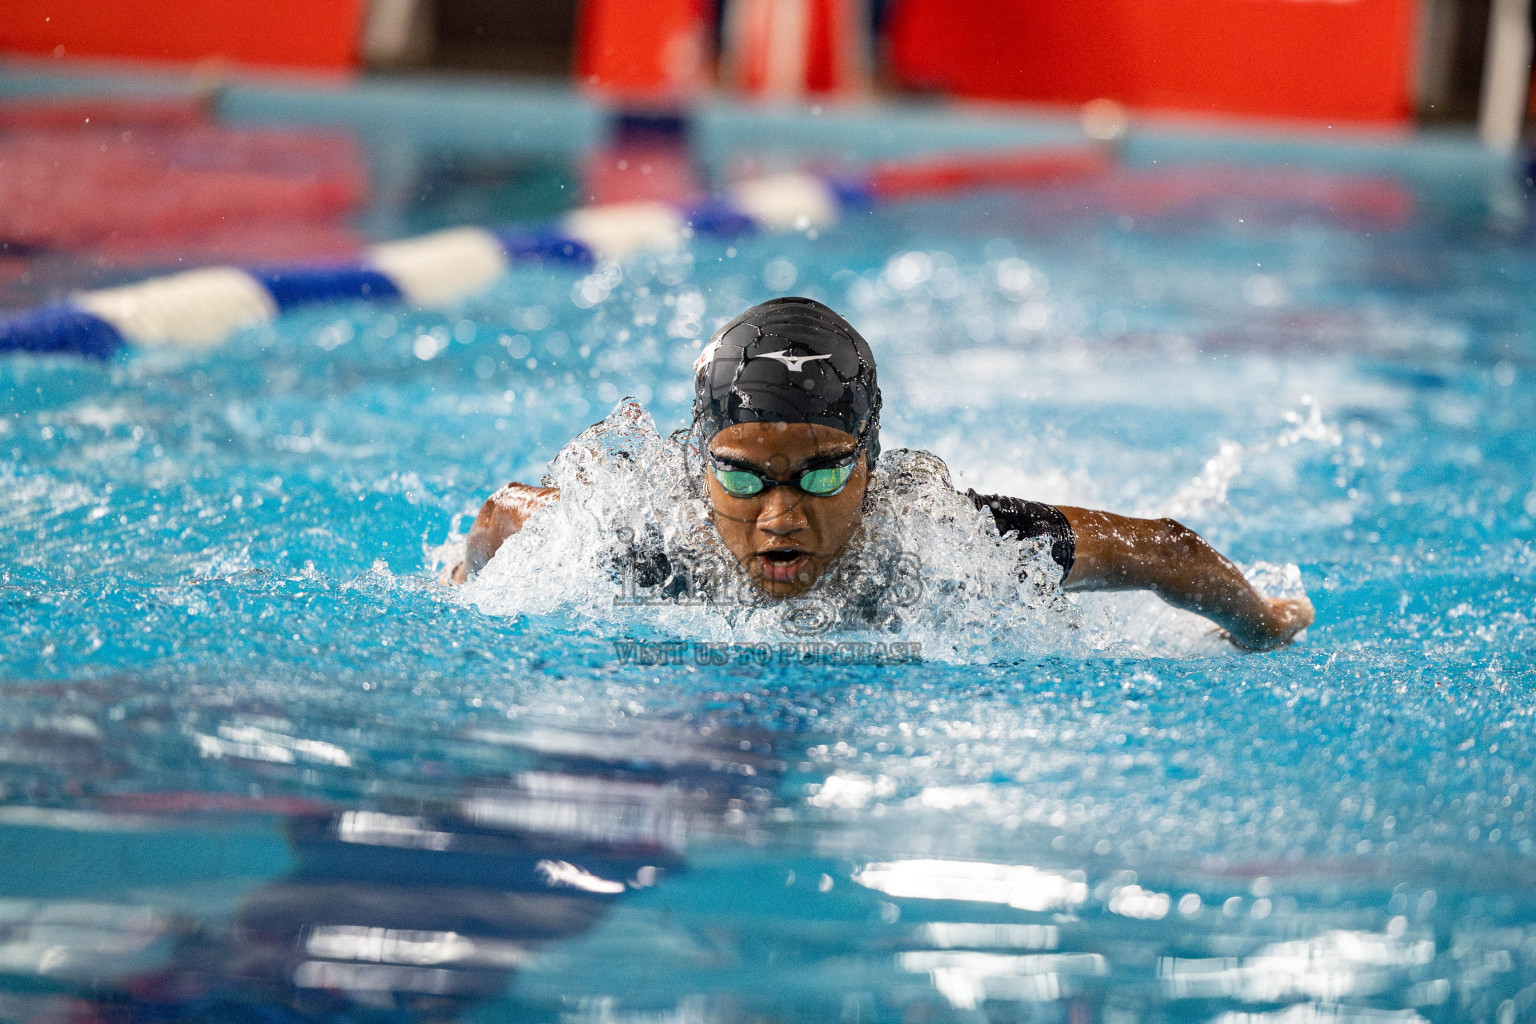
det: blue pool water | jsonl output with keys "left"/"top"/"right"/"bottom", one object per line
{"left": 3, "top": 122, "right": 1536, "bottom": 1023}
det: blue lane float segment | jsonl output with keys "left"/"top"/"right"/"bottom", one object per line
{"left": 682, "top": 198, "right": 759, "bottom": 238}
{"left": 824, "top": 174, "right": 876, "bottom": 211}
{"left": 0, "top": 304, "right": 124, "bottom": 360}
{"left": 251, "top": 265, "right": 403, "bottom": 312}
{"left": 491, "top": 228, "right": 595, "bottom": 267}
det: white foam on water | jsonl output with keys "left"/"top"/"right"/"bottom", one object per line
{"left": 423, "top": 527, "right": 469, "bottom": 582}
{"left": 1156, "top": 398, "right": 1341, "bottom": 521}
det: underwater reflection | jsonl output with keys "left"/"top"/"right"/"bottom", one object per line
{"left": 0, "top": 718, "right": 779, "bottom": 1022}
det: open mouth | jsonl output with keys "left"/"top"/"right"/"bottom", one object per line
{"left": 755, "top": 548, "right": 811, "bottom": 583}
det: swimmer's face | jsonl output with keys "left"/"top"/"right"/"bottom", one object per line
{"left": 706, "top": 422, "right": 869, "bottom": 599}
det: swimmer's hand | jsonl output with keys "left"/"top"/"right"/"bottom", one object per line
{"left": 1221, "top": 595, "right": 1315, "bottom": 652}
{"left": 1056, "top": 506, "right": 1314, "bottom": 653}
{"left": 450, "top": 482, "right": 560, "bottom": 583}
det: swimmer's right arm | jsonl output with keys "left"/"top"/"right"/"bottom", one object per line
{"left": 449, "top": 483, "right": 561, "bottom": 583}
{"left": 1054, "top": 506, "right": 1314, "bottom": 651}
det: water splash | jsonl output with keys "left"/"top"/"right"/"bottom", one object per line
{"left": 1159, "top": 397, "right": 1341, "bottom": 521}
{"left": 453, "top": 401, "right": 1256, "bottom": 661}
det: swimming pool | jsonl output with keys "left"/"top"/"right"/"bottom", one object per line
{"left": 2, "top": 81, "right": 1535, "bottom": 1023}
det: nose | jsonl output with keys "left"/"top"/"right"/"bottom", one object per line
{"left": 756, "top": 487, "right": 808, "bottom": 535}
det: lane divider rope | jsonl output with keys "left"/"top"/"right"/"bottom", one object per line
{"left": 0, "top": 145, "right": 1114, "bottom": 359}
{"left": 0, "top": 171, "right": 854, "bottom": 359}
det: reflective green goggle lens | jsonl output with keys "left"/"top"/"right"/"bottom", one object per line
{"left": 711, "top": 467, "right": 767, "bottom": 497}
{"left": 797, "top": 463, "right": 855, "bottom": 496}
{"left": 710, "top": 460, "right": 857, "bottom": 499}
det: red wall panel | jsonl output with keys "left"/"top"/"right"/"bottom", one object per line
{"left": 0, "top": 0, "right": 365, "bottom": 70}
{"left": 890, "top": 0, "right": 1417, "bottom": 124}
{"left": 576, "top": 0, "right": 711, "bottom": 98}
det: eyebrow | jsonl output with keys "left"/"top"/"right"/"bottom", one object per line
{"left": 711, "top": 446, "right": 858, "bottom": 477}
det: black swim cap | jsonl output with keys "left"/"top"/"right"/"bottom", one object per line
{"left": 692, "top": 296, "right": 881, "bottom": 461}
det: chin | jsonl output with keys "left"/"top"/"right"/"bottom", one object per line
{"left": 753, "top": 579, "right": 812, "bottom": 599}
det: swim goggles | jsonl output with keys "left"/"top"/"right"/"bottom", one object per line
{"left": 709, "top": 437, "right": 867, "bottom": 499}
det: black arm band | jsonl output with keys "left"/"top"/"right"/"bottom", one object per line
{"left": 966, "top": 490, "right": 1076, "bottom": 581}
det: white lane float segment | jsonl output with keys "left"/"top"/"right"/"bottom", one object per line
{"left": 561, "top": 201, "right": 687, "bottom": 261}
{"left": 728, "top": 172, "right": 838, "bottom": 232}
{"left": 367, "top": 227, "right": 509, "bottom": 306}
{"left": 73, "top": 267, "right": 279, "bottom": 349}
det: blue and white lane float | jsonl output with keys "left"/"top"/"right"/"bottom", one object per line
{"left": 0, "top": 171, "right": 860, "bottom": 359}
{"left": 0, "top": 146, "right": 1117, "bottom": 359}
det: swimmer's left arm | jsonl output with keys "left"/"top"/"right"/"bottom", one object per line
{"left": 1054, "top": 506, "right": 1314, "bottom": 651}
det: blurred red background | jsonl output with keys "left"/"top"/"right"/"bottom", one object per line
{"left": 0, "top": 0, "right": 366, "bottom": 69}
{"left": 1, "top": 0, "right": 1423, "bottom": 123}
{"left": 889, "top": 0, "right": 1419, "bottom": 124}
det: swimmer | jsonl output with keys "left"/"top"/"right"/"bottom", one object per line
{"left": 452, "top": 297, "right": 1314, "bottom": 651}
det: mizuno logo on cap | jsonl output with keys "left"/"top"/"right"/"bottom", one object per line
{"left": 756, "top": 349, "right": 832, "bottom": 372}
